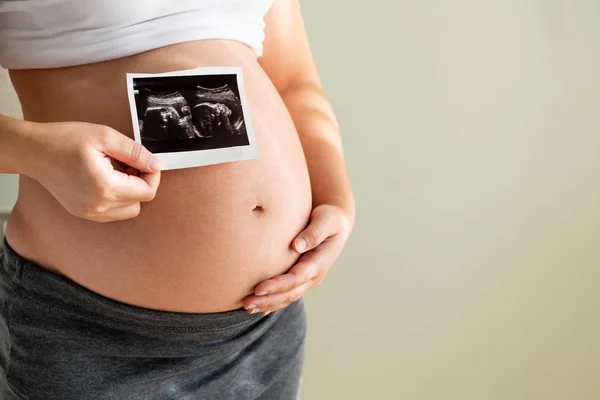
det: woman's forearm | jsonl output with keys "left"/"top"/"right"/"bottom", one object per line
{"left": 281, "top": 83, "right": 355, "bottom": 227}
{"left": 0, "top": 114, "right": 38, "bottom": 175}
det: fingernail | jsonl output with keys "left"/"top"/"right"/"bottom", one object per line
{"left": 256, "top": 291, "right": 268, "bottom": 296}
{"left": 250, "top": 308, "right": 261, "bottom": 314}
{"left": 263, "top": 311, "right": 272, "bottom": 317}
{"left": 245, "top": 304, "right": 257, "bottom": 310}
{"left": 149, "top": 157, "right": 162, "bottom": 172}
{"left": 295, "top": 238, "right": 307, "bottom": 252}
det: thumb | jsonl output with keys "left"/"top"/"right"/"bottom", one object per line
{"left": 101, "top": 129, "right": 162, "bottom": 173}
{"left": 293, "top": 214, "right": 334, "bottom": 254}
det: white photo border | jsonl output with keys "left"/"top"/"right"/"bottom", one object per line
{"left": 126, "top": 66, "right": 259, "bottom": 170}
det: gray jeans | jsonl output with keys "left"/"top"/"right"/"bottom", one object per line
{"left": 0, "top": 240, "right": 306, "bottom": 399}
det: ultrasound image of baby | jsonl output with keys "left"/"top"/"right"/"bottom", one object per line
{"left": 127, "top": 67, "right": 257, "bottom": 170}
{"left": 139, "top": 84, "right": 244, "bottom": 142}
{"left": 141, "top": 90, "right": 199, "bottom": 141}
{"left": 193, "top": 85, "right": 245, "bottom": 137}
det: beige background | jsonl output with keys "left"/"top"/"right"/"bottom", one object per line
{"left": 0, "top": 69, "right": 19, "bottom": 212}
{"left": 2, "top": 1, "right": 600, "bottom": 399}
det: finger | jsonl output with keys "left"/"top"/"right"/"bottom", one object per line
{"left": 139, "top": 170, "right": 161, "bottom": 199}
{"left": 258, "top": 238, "right": 343, "bottom": 295}
{"left": 245, "top": 280, "right": 313, "bottom": 314}
{"left": 253, "top": 250, "right": 324, "bottom": 295}
{"left": 101, "top": 128, "right": 162, "bottom": 173}
{"left": 293, "top": 212, "right": 338, "bottom": 254}
{"left": 89, "top": 203, "right": 142, "bottom": 223}
{"left": 110, "top": 169, "right": 160, "bottom": 203}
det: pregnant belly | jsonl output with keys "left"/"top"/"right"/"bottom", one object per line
{"left": 6, "top": 41, "right": 313, "bottom": 312}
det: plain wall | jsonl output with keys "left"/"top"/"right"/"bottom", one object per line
{"left": 0, "top": 71, "right": 20, "bottom": 211}
{"left": 1, "top": 1, "right": 600, "bottom": 399}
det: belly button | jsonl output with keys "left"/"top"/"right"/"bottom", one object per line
{"left": 252, "top": 205, "right": 265, "bottom": 214}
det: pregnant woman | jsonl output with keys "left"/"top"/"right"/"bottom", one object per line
{"left": 0, "top": 1, "right": 354, "bottom": 399}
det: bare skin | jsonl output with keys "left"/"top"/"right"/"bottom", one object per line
{"left": 0, "top": 0, "right": 354, "bottom": 314}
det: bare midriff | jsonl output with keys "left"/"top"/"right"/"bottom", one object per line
{"left": 5, "top": 40, "right": 313, "bottom": 313}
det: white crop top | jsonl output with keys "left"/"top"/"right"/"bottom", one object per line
{"left": 0, "top": 0, "right": 274, "bottom": 70}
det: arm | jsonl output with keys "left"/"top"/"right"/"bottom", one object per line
{"left": 243, "top": 0, "right": 354, "bottom": 315}
{"left": 259, "top": 0, "right": 355, "bottom": 227}
{"left": 0, "top": 114, "right": 37, "bottom": 174}
{"left": 0, "top": 113, "right": 162, "bottom": 222}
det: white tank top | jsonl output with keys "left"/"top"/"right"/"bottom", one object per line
{"left": 0, "top": 0, "right": 274, "bottom": 69}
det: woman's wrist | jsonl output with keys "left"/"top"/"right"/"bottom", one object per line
{"left": 0, "top": 114, "right": 46, "bottom": 177}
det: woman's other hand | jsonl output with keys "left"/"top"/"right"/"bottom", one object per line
{"left": 243, "top": 204, "right": 352, "bottom": 316}
{"left": 30, "top": 121, "right": 162, "bottom": 223}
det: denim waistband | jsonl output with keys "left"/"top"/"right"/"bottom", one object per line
{"left": 1, "top": 238, "right": 262, "bottom": 333}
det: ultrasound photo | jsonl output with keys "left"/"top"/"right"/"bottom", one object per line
{"left": 126, "top": 67, "right": 258, "bottom": 170}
